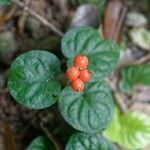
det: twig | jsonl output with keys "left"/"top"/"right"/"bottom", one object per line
{"left": 12, "top": 0, "right": 63, "bottom": 37}
{"left": 132, "top": 54, "right": 150, "bottom": 65}
{"left": 18, "top": 0, "right": 32, "bottom": 33}
{"left": 40, "top": 123, "right": 62, "bottom": 150}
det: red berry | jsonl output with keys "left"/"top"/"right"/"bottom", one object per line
{"left": 71, "top": 79, "right": 84, "bottom": 92}
{"left": 73, "top": 54, "right": 88, "bottom": 70}
{"left": 79, "top": 69, "right": 91, "bottom": 82}
{"left": 66, "top": 66, "right": 80, "bottom": 80}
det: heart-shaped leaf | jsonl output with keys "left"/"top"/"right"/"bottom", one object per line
{"left": 104, "top": 108, "right": 150, "bottom": 149}
{"left": 119, "top": 64, "right": 150, "bottom": 93}
{"left": 61, "top": 27, "right": 119, "bottom": 81}
{"left": 0, "top": 0, "right": 11, "bottom": 4}
{"left": 59, "top": 81, "right": 114, "bottom": 133}
{"left": 65, "top": 132, "right": 114, "bottom": 150}
{"left": 27, "top": 136, "right": 55, "bottom": 150}
{"left": 8, "top": 50, "right": 61, "bottom": 109}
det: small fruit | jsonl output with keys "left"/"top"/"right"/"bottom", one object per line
{"left": 73, "top": 54, "right": 88, "bottom": 70}
{"left": 71, "top": 79, "right": 84, "bottom": 91}
{"left": 79, "top": 69, "right": 91, "bottom": 82}
{"left": 66, "top": 66, "right": 80, "bottom": 80}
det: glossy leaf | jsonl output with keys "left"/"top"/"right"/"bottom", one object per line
{"left": 8, "top": 50, "right": 61, "bottom": 109}
{"left": 27, "top": 136, "right": 55, "bottom": 150}
{"left": 119, "top": 64, "right": 150, "bottom": 93}
{"left": 0, "top": 0, "right": 11, "bottom": 4}
{"left": 61, "top": 27, "right": 119, "bottom": 81}
{"left": 104, "top": 108, "right": 150, "bottom": 149}
{"left": 65, "top": 132, "right": 114, "bottom": 150}
{"left": 59, "top": 81, "right": 114, "bottom": 133}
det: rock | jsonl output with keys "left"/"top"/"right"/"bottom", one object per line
{"left": 70, "top": 4, "right": 100, "bottom": 28}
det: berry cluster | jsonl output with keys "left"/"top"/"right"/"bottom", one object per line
{"left": 66, "top": 54, "right": 91, "bottom": 92}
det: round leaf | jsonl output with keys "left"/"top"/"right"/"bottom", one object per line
{"left": 59, "top": 81, "right": 114, "bottom": 133}
{"left": 104, "top": 108, "right": 150, "bottom": 149}
{"left": 27, "top": 136, "right": 55, "bottom": 150}
{"left": 8, "top": 50, "right": 61, "bottom": 109}
{"left": 119, "top": 64, "right": 150, "bottom": 93}
{"left": 61, "top": 27, "right": 119, "bottom": 81}
{"left": 65, "top": 132, "right": 114, "bottom": 150}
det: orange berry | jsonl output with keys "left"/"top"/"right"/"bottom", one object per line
{"left": 73, "top": 54, "right": 88, "bottom": 70}
{"left": 79, "top": 69, "right": 91, "bottom": 82}
{"left": 71, "top": 79, "right": 84, "bottom": 92}
{"left": 66, "top": 66, "right": 80, "bottom": 80}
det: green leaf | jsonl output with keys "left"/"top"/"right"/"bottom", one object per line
{"left": 8, "top": 50, "right": 61, "bottom": 109}
{"left": 0, "top": 0, "right": 11, "bottom": 4}
{"left": 104, "top": 108, "right": 150, "bottom": 149}
{"left": 119, "top": 64, "right": 150, "bottom": 93}
{"left": 27, "top": 136, "right": 55, "bottom": 150}
{"left": 61, "top": 27, "right": 119, "bottom": 81}
{"left": 103, "top": 108, "right": 121, "bottom": 142}
{"left": 65, "top": 132, "right": 114, "bottom": 150}
{"left": 59, "top": 81, "right": 114, "bottom": 133}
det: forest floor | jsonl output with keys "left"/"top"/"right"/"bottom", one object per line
{"left": 0, "top": 0, "right": 150, "bottom": 149}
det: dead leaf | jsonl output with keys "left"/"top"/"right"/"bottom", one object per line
{"left": 130, "top": 28, "right": 150, "bottom": 51}
{"left": 103, "top": 0, "right": 127, "bottom": 43}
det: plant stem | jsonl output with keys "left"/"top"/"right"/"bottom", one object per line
{"left": 12, "top": 0, "right": 64, "bottom": 37}
{"left": 40, "top": 123, "right": 62, "bottom": 150}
